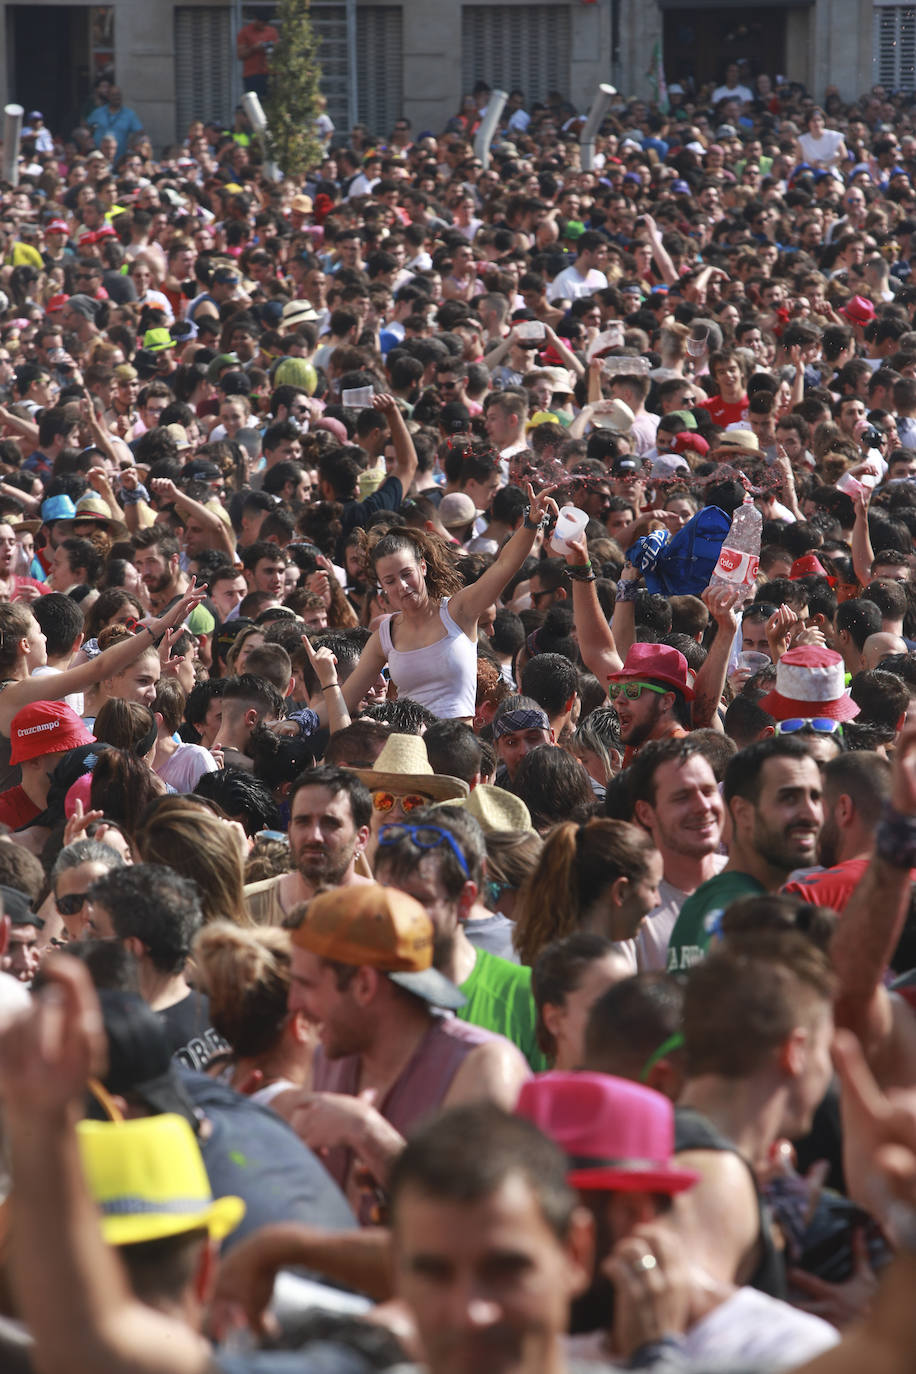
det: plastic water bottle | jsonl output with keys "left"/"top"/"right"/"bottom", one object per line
{"left": 709, "top": 496, "right": 761, "bottom": 599}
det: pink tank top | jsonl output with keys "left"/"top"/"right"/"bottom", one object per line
{"left": 313, "top": 1015, "right": 494, "bottom": 1205}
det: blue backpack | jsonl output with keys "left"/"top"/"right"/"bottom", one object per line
{"left": 626, "top": 506, "right": 732, "bottom": 597}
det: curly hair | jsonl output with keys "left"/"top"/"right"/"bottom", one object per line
{"left": 370, "top": 526, "right": 463, "bottom": 600}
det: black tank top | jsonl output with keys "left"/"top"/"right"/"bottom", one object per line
{"left": 675, "top": 1105, "right": 786, "bottom": 1299}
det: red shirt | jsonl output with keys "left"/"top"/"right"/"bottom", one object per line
{"left": 703, "top": 394, "right": 749, "bottom": 427}
{"left": 783, "top": 857, "right": 910, "bottom": 913}
{"left": 237, "top": 22, "right": 278, "bottom": 76}
{"left": 0, "top": 786, "right": 40, "bottom": 830}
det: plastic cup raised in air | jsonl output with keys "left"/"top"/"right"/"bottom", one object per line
{"left": 342, "top": 386, "right": 374, "bottom": 407}
{"left": 551, "top": 504, "right": 589, "bottom": 556}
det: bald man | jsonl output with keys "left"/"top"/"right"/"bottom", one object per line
{"left": 862, "top": 631, "right": 908, "bottom": 670}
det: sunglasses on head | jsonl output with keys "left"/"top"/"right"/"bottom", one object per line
{"left": 57, "top": 891, "right": 89, "bottom": 916}
{"left": 775, "top": 718, "right": 844, "bottom": 737}
{"left": 378, "top": 823, "right": 470, "bottom": 879}
{"left": 608, "top": 680, "right": 669, "bottom": 701}
{"left": 372, "top": 790, "right": 431, "bottom": 814}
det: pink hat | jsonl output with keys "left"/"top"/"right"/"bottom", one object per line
{"left": 516, "top": 1072, "right": 700, "bottom": 1195}
{"left": 607, "top": 642, "right": 695, "bottom": 701}
{"left": 840, "top": 294, "right": 876, "bottom": 326}
{"left": 759, "top": 646, "right": 859, "bottom": 722}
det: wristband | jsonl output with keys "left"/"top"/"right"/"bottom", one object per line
{"left": 568, "top": 564, "right": 595, "bottom": 582}
{"left": 875, "top": 803, "right": 916, "bottom": 870}
{"left": 522, "top": 506, "right": 545, "bottom": 530}
{"left": 119, "top": 484, "right": 149, "bottom": 505}
{"left": 615, "top": 580, "right": 640, "bottom": 602}
{"left": 321, "top": 682, "right": 341, "bottom": 691}
{"left": 144, "top": 625, "right": 166, "bottom": 648}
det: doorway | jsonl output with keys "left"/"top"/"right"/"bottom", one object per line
{"left": 8, "top": 5, "right": 91, "bottom": 134}
{"left": 663, "top": 7, "right": 788, "bottom": 93}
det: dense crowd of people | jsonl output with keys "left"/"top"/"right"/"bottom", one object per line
{"left": 5, "top": 55, "right": 916, "bottom": 1374}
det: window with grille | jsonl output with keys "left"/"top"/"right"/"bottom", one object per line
{"left": 175, "top": 7, "right": 234, "bottom": 138}
{"left": 357, "top": 8, "right": 403, "bottom": 136}
{"left": 310, "top": 3, "right": 350, "bottom": 134}
{"left": 873, "top": 4, "right": 916, "bottom": 92}
{"left": 461, "top": 5, "right": 571, "bottom": 106}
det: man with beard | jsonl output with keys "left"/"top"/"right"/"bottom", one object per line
{"left": 667, "top": 736, "right": 822, "bottom": 973}
{"left": 607, "top": 645, "right": 692, "bottom": 765}
{"left": 131, "top": 527, "right": 190, "bottom": 615}
{"left": 372, "top": 806, "right": 546, "bottom": 1069}
{"left": 286, "top": 885, "right": 529, "bottom": 1218}
{"left": 784, "top": 752, "right": 891, "bottom": 911}
{"left": 245, "top": 765, "right": 373, "bottom": 924}
{"left": 626, "top": 738, "right": 726, "bottom": 971}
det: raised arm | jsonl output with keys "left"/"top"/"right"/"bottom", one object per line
{"left": 829, "top": 729, "right": 916, "bottom": 1080}
{"left": 565, "top": 530, "right": 623, "bottom": 680}
{"left": 0, "top": 579, "right": 206, "bottom": 733}
{"left": 852, "top": 488, "right": 875, "bottom": 589}
{"left": 1, "top": 958, "right": 212, "bottom": 1374}
{"left": 691, "top": 585, "right": 744, "bottom": 730}
{"left": 303, "top": 637, "right": 352, "bottom": 734}
{"left": 373, "top": 392, "right": 417, "bottom": 493}
{"left": 542, "top": 324, "right": 585, "bottom": 378}
{"left": 150, "top": 477, "right": 235, "bottom": 558}
{"left": 448, "top": 483, "right": 558, "bottom": 633}
{"left": 640, "top": 213, "right": 679, "bottom": 287}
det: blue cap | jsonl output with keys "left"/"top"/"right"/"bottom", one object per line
{"left": 41, "top": 494, "right": 76, "bottom": 523}
{"left": 671, "top": 179, "right": 690, "bottom": 193}
{"left": 850, "top": 163, "right": 871, "bottom": 178}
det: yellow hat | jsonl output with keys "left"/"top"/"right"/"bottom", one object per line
{"left": 77, "top": 1114, "right": 245, "bottom": 1246}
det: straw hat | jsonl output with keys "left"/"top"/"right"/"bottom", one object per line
{"left": 351, "top": 733, "right": 469, "bottom": 802}
{"left": 64, "top": 493, "right": 128, "bottom": 540}
{"left": 434, "top": 783, "right": 533, "bottom": 833}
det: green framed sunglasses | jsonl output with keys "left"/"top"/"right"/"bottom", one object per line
{"left": 608, "top": 680, "right": 669, "bottom": 702}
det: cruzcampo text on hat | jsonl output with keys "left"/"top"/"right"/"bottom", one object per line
{"left": 9, "top": 701, "right": 94, "bottom": 765}
{"left": 292, "top": 884, "right": 465, "bottom": 1009}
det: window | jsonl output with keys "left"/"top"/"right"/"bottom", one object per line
{"left": 462, "top": 5, "right": 571, "bottom": 106}
{"left": 873, "top": 3, "right": 916, "bottom": 92}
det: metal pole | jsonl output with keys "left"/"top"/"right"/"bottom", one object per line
{"left": 241, "top": 90, "right": 280, "bottom": 181}
{"left": 346, "top": 0, "right": 358, "bottom": 134}
{"left": 2, "top": 105, "right": 22, "bottom": 187}
{"left": 474, "top": 89, "right": 508, "bottom": 170}
{"left": 580, "top": 83, "right": 616, "bottom": 172}
{"left": 231, "top": 0, "right": 243, "bottom": 116}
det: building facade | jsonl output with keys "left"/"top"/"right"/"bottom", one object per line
{"left": 0, "top": 0, "right": 907, "bottom": 153}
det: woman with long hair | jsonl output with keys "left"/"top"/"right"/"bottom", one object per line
{"left": 329, "top": 481, "right": 557, "bottom": 722}
{"left": 194, "top": 922, "right": 316, "bottom": 1105}
{"left": 134, "top": 794, "right": 253, "bottom": 926}
{"left": 513, "top": 818, "right": 662, "bottom": 966}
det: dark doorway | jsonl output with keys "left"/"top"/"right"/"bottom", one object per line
{"left": 8, "top": 5, "right": 91, "bottom": 135}
{"left": 663, "top": 7, "right": 788, "bottom": 93}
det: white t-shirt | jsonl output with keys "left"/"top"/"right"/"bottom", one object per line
{"left": 547, "top": 264, "right": 608, "bottom": 302}
{"left": 30, "top": 666, "right": 84, "bottom": 717}
{"left": 798, "top": 129, "right": 845, "bottom": 168}
{"left": 567, "top": 1284, "right": 837, "bottom": 1369}
{"left": 156, "top": 742, "right": 218, "bottom": 793}
{"left": 712, "top": 82, "right": 752, "bottom": 104}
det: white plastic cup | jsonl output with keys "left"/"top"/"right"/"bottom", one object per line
{"left": 551, "top": 504, "right": 589, "bottom": 555}
{"left": 342, "top": 386, "right": 374, "bottom": 407}
{"left": 736, "top": 650, "right": 770, "bottom": 673}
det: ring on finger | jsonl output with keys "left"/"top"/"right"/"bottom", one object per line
{"left": 632, "top": 1253, "right": 657, "bottom": 1272}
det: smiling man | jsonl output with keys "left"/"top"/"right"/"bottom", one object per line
{"left": 666, "top": 735, "right": 823, "bottom": 973}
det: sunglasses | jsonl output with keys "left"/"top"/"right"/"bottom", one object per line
{"left": 372, "top": 790, "right": 432, "bottom": 815}
{"left": 378, "top": 823, "right": 470, "bottom": 879}
{"left": 608, "top": 680, "right": 669, "bottom": 701}
{"left": 775, "top": 718, "right": 844, "bottom": 736}
{"left": 56, "top": 891, "right": 89, "bottom": 916}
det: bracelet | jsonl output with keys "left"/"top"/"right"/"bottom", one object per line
{"left": 615, "top": 580, "right": 640, "bottom": 602}
{"left": 875, "top": 804, "right": 916, "bottom": 869}
{"left": 144, "top": 625, "right": 166, "bottom": 648}
{"left": 567, "top": 564, "right": 595, "bottom": 582}
{"left": 523, "top": 513, "right": 544, "bottom": 530}
{"left": 321, "top": 682, "right": 341, "bottom": 691}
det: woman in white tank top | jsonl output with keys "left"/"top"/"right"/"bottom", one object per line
{"left": 328, "top": 482, "right": 557, "bottom": 722}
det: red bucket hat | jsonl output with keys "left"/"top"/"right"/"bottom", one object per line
{"left": 758, "top": 646, "right": 859, "bottom": 722}
{"left": 9, "top": 701, "right": 94, "bottom": 765}
{"left": 607, "top": 642, "right": 695, "bottom": 701}
{"left": 516, "top": 1072, "right": 700, "bottom": 1195}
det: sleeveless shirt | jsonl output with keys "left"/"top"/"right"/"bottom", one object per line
{"left": 378, "top": 600, "right": 477, "bottom": 719}
{"left": 675, "top": 1106, "right": 786, "bottom": 1299}
{"left": 313, "top": 1015, "right": 494, "bottom": 1200}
